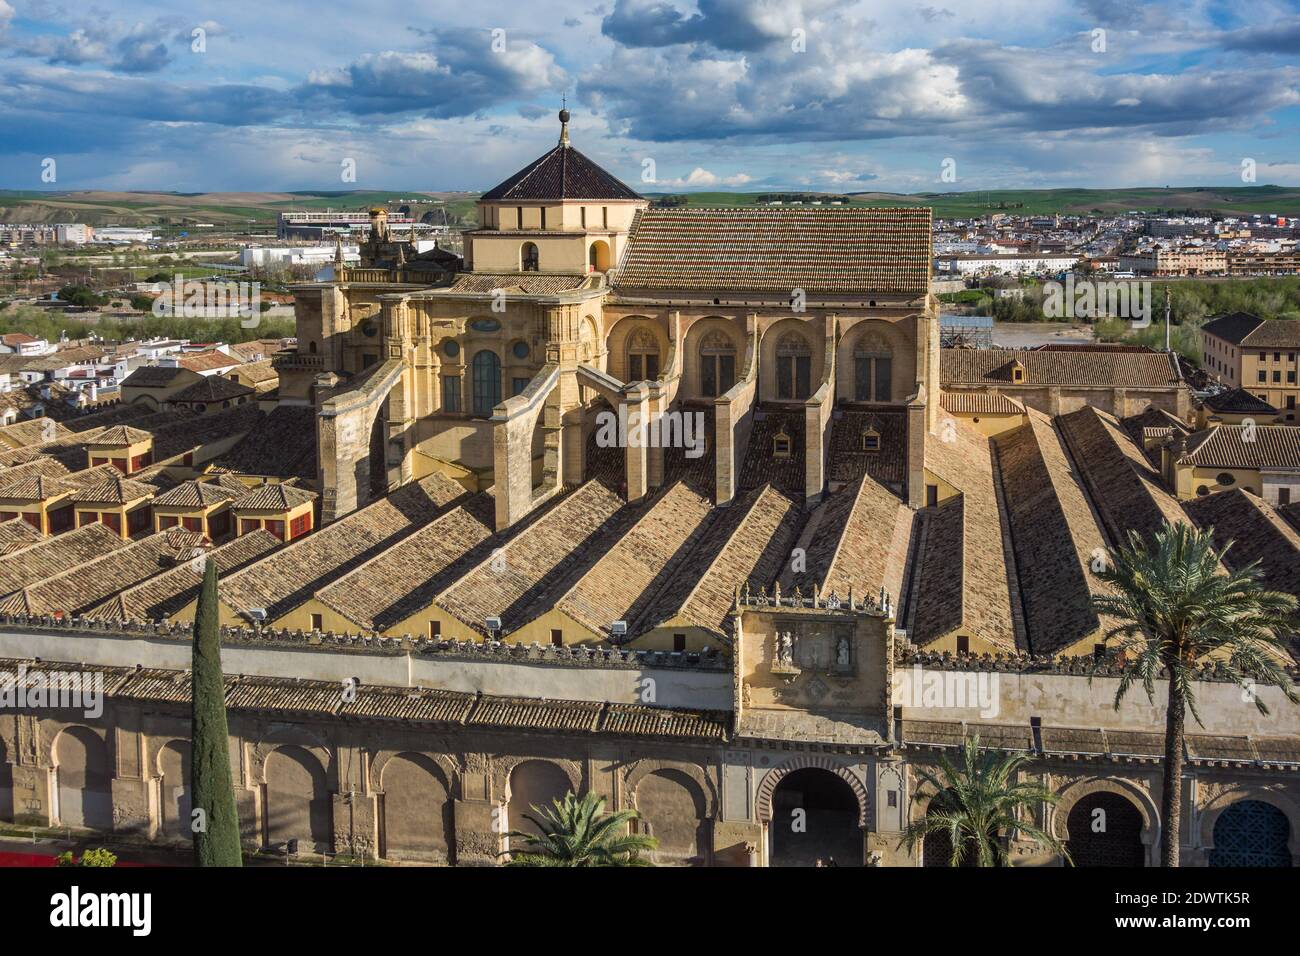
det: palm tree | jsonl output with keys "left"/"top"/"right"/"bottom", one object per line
{"left": 504, "top": 791, "right": 658, "bottom": 867}
{"left": 1092, "top": 521, "right": 1299, "bottom": 867}
{"left": 899, "top": 734, "right": 1069, "bottom": 867}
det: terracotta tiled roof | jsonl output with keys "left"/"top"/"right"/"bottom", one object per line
{"left": 941, "top": 391, "right": 1026, "bottom": 415}
{"left": 234, "top": 359, "right": 278, "bottom": 384}
{"left": 600, "top": 703, "right": 729, "bottom": 740}
{"left": 68, "top": 474, "right": 156, "bottom": 504}
{"left": 0, "top": 458, "right": 72, "bottom": 498}
{"left": 87, "top": 425, "right": 152, "bottom": 446}
{"left": 175, "top": 350, "right": 238, "bottom": 373}
{"left": 1057, "top": 406, "right": 1189, "bottom": 546}
{"left": 215, "top": 405, "right": 316, "bottom": 481}
{"left": 941, "top": 348, "right": 1183, "bottom": 388}
{"left": 481, "top": 142, "right": 642, "bottom": 201}
{"left": 0, "top": 522, "right": 126, "bottom": 596}
{"left": 0, "top": 417, "right": 71, "bottom": 448}
{"left": 789, "top": 474, "right": 910, "bottom": 604}
{"left": 219, "top": 472, "right": 467, "bottom": 622}
{"left": 551, "top": 481, "right": 716, "bottom": 639}
{"left": 443, "top": 273, "right": 592, "bottom": 296}
{"left": 339, "top": 685, "right": 475, "bottom": 723}
{"left": 231, "top": 482, "right": 318, "bottom": 511}
{"left": 468, "top": 694, "right": 605, "bottom": 732}
{"left": 1176, "top": 425, "right": 1300, "bottom": 470}
{"left": 169, "top": 376, "right": 254, "bottom": 404}
{"left": 85, "top": 529, "right": 281, "bottom": 624}
{"left": 738, "top": 408, "right": 805, "bottom": 495}
{"left": 121, "top": 366, "right": 190, "bottom": 388}
{"left": 435, "top": 480, "right": 631, "bottom": 636}
{"left": 314, "top": 493, "right": 496, "bottom": 632}
{"left": 615, "top": 207, "right": 932, "bottom": 296}
{"left": 0, "top": 528, "right": 208, "bottom": 617}
{"left": 827, "top": 408, "right": 908, "bottom": 488}
{"left": 911, "top": 416, "right": 1017, "bottom": 651}
{"left": 1202, "top": 312, "right": 1300, "bottom": 347}
{"left": 1184, "top": 490, "right": 1300, "bottom": 606}
{"left": 151, "top": 477, "right": 248, "bottom": 509}
{"left": 993, "top": 410, "right": 1115, "bottom": 655}
{"left": 1201, "top": 387, "right": 1278, "bottom": 415}
{"left": 0, "top": 517, "right": 41, "bottom": 554}
{"left": 631, "top": 484, "right": 803, "bottom": 641}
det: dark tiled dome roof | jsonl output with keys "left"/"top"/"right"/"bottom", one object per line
{"left": 481, "top": 143, "right": 642, "bottom": 202}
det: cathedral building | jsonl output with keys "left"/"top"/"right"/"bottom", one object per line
{"left": 0, "top": 113, "right": 1295, "bottom": 867}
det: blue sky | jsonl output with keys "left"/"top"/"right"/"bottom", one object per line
{"left": 0, "top": 0, "right": 1298, "bottom": 194}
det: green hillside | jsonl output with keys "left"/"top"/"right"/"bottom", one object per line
{"left": 2, "top": 185, "right": 1297, "bottom": 227}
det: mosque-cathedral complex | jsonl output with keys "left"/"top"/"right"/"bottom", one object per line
{"left": 0, "top": 112, "right": 1296, "bottom": 867}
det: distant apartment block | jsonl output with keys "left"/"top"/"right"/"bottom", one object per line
{"left": 932, "top": 251, "right": 1080, "bottom": 276}
{"left": 277, "top": 210, "right": 430, "bottom": 240}
{"left": 1119, "top": 246, "right": 1227, "bottom": 275}
{"left": 1227, "top": 250, "right": 1300, "bottom": 275}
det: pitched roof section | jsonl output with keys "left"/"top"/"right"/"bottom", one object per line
{"left": 0, "top": 522, "right": 127, "bottom": 596}
{"left": 218, "top": 472, "right": 467, "bottom": 622}
{"left": 0, "top": 528, "right": 207, "bottom": 617}
{"left": 480, "top": 143, "right": 641, "bottom": 202}
{"left": 551, "top": 481, "right": 716, "bottom": 640}
{"left": 1176, "top": 425, "right": 1300, "bottom": 470}
{"left": 615, "top": 207, "right": 932, "bottom": 296}
{"left": 942, "top": 348, "right": 1183, "bottom": 389}
{"left": 85, "top": 529, "right": 280, "bottom": 624}
{"left": 631, "top": 484, "right": 804, "bottom": 641}
{"left": 941, "top": 391, "right": 1026, "bottom": 415}
{"left": 169, "top": 376, "right": 254, "bottom": 403}
{"left": 68, "top": 474, "right": 156, "bottom": 505}
{"left": 314, "top": 493, "right": 497, "bottom": 632}
{"left": 0, "top": 417, "right": 71, "bottom": 448}
{"left": 87, "top": 425, "right": 152, "bottom": 446}
{"left": 1184, "top": 490, "right": 1300, "bottom": 604}
{"left": 788, "top": 474, "right": 910, "bottom": 604}
{"left": 231, "top": 482, "right": 318, "bottom": 511}
{"left": 992, "top": 410, "right": 1115, "bottom": 656}
{"left": 121, "top": 366, "right": 190, "bottom": 388}
{"left": 0, "top": 517, "right": 42, "bottom": 554}
{"left": 151, "top": 477, "right": 248, "bottom": 509}
{"left": 1201, "top": 387, "right": 1278, "bottom": 415}
{"left": 214, "top": 405, "right": 317, "bottom": 481}
{"left": 1056, "top": 406, "right": 1188, "bottom": 545}
{"left": 1201, "top": 312, "right": 1300, "bottom": 347}
{"left": 911, "top": 417, "right": 1017, "bottom": 651}
{"left": 435, "top": 480, "right": 631, "bottom": 636}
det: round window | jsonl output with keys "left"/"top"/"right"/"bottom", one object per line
{"left": 1196, "top": 485, "right": 1210, "bottom": 497}
{"left": 360, "top": 319, "right": 378, "bottom": 337}
{"left": 443, "top": 340, "right": 460, "bottom": 358}
{"left": 1216, "top": 473, "right": 1235, "bottom": 486}
{"left": 512, "top": 341, "right": 530, "bottom": 360}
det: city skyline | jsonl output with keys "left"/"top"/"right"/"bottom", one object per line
{"left": 0, "top": 0, "right": 1298, "bottom": 194}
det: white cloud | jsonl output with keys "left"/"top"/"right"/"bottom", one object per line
{"left": 655, "top": 167, "right": 755, "bottom": 188}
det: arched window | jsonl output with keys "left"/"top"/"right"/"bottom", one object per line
{"left": 699, "top": 330, "right": 737, "bottom": 398}
{"left": 589, "top": 241, "right": 610, "bottom": 273}
{"left": 775, "top": 331, "right": 811, "bottom": 400}
{"left": 472, "top": 350, "right": 502, "bottom": 417}
{"left": 627, "top": 328, "right": 660, "bottom": 382}
{"left": 854, "top": 333, "right": 893, "bottom": 402}
{"left": 520, "top": 242, "right": 539, "bottom": 272}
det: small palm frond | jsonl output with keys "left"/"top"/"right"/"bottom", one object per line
{"left": 504, "top": 791, "right": 659, "bottom": 866}
{"left": 898, "top": 735, "right": 1070, "bottom": 867}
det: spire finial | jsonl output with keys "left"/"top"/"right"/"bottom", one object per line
{"left": 558, "top": 95, "right": 571, "bottom": 147}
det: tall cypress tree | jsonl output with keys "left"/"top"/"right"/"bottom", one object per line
{"left": 191, "top": 558, "right": 242, "bottom": 866}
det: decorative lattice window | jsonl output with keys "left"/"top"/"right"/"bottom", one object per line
{"left": 1208, "top": 800, "right": 1291, "bottom": 867}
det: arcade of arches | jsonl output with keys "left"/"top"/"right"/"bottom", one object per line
{"left": 5, "top": 714, "right": 1298, "bottom": 867}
